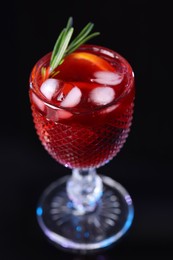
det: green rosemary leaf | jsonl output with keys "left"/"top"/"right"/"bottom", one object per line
{"left": 46, "top": 17, "right": 100, "bottom": 76}
{"left": 41, "top": 66, "right": 46, "bottom": 78}
{"left": 66, "top": 16, "right": 73, "bottom": 31}
{"left": 50, "top": 28, "right": 66, "bottom": 65}
{"left": 66, "top": 22, "right": 94, "bottom": 54}
{"left": 66, "top": 32, "right": 100, "bottom": 55}
{"left": 50, "top": 17, "right": 73, "bottom": 66}
{"left": 69, "top": 22, "right": 94, "bottom": 47}
{"left": 50, "top": 27, "right": 74, "bottom": 72}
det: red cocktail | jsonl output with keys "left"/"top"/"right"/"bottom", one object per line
{"left": 30, "top": 45, "right": 134, "bottom": 169}
{"left": 29, "top": 18, "right": 135, "bottom": 253}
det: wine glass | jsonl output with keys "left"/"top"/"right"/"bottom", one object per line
{"left": 29, "top": 44, "right": 135, "bottom": 253}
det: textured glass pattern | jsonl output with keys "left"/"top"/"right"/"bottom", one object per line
{"left": 31, "top": 103, "right": 133, "bottom": 169}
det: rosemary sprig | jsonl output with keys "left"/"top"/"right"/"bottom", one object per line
{"left": 48, "top": 17, "right": 100, "bottom": 76}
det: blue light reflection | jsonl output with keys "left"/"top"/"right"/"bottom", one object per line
{"left": 36, "top": 207, "right": 43, "bottom": 216}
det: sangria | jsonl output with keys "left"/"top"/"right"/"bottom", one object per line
{"left": 29, "top": 18, "right": 135, "bottom": 252}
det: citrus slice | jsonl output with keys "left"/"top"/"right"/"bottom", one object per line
{"left": 57, "top": 52, "right": 115, "bottom": 82}
{"left": 69, "top": 52, "right": 115, "bottom": 71}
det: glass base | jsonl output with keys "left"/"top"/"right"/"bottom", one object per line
{"left": 36, "top": 175, "right": 134, "bottom": 253}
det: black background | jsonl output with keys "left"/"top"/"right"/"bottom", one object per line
{"left": 0, "top": 0, "right": 173, "bottom": 259}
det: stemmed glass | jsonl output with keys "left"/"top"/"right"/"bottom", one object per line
{"left": 29, "top": 44, "right": 135, "bottom": 253}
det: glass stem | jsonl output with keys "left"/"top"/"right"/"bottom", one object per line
{"left": 67, "top": 168, "right": 103, "bottom": 215}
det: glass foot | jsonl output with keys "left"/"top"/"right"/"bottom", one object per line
{"left": 36, "top": 175, "right": 134, "bottom": 253}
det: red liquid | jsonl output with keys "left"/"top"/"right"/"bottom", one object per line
{"left": 29, "top": 44, "right": 135, "bottom": 169}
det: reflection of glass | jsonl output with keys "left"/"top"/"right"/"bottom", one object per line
{"left": 29, "top": 44, "right": 135, "bottom": 253}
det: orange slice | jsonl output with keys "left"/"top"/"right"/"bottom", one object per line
{"left": 57, "top": 52, "right": 115, "bottom": 82}
{"left": 69, "top": 52, "right": 114, "bottom": 71}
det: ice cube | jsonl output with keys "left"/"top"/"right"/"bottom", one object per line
{"left": 40, "top": 78, "right": 60, "bottom": 100}
{"left": 90, "top": 86, "right": 115, "bottom": 106}
{"left": 93, "top": 71, "right": 123, "bottom": 85}
{"left": 61, "top": 86, "right": 82, "bottom": 107}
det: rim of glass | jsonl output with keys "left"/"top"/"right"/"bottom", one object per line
{"left": 29, "top": 44, "right": 134, "bottom": 114}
